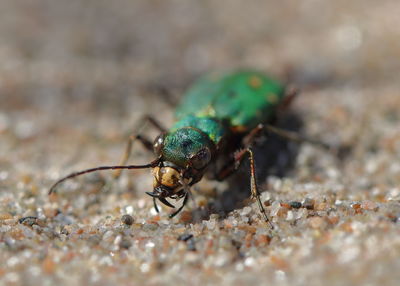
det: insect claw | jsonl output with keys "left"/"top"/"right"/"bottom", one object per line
{"left": 146, "top": 192, "right": 176, "bottom": 208}
{"left": 145, "top": 191, "right": 158, "bottom": 198}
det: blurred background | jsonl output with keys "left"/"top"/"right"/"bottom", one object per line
{"left": 1, "top": 0, "right": 399, "bottom": 109}
{"left": 1, "top": 0, "right": 399, "bottom": 166}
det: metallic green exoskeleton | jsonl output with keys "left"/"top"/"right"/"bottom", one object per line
{"left": 50, "top": 70, "right": 290, "bottom": 225}
{"left": 176, "top": 70, "right": 285, "bottom": 129}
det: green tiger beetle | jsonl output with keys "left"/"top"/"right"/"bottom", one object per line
{"left": 49, "top": 70, "right": 330, "bottom": 227}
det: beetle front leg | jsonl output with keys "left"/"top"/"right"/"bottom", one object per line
{"left": 113, "top": 133, "right": 153, "bottom": 179}
{"left": 113, "top": 115, "right": 166, "bottom": 179}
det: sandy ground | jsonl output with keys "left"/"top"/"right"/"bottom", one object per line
{"left": 1, "top": 1, "right": 400, "bottom": 285}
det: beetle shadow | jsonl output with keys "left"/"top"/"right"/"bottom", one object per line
{"left": 191, "top": 111, "right": 303, "bottom": 221}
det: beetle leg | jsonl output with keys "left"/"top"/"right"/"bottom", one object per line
{"left": 140, "top": 115, "right": 167, "bottom": 133}
{"left": 278, "top": 85, "right": 299, "bottom": 112}
{"left": 215, "top": 124, "right": 264, "bottom": 181}
{"left": 144, "top": 83, "right": 180, "bottom": 107}
{"left": 215, "top": 148, "right": 247, "bottom": 181}
{"left": 216, "top": 148, "right": 273, "bottom": 227}
{"left": 113, "top": 134, "right": 153, "bottom": 179}
{"left": 263, "top": 124, "right": 331, "bottom": 150}
{"left": 169, "top": 193, "right": 189, "bottom": 218}
{"left": 245, "top": 148, "right": 273, "bottom": 228}
{"left": 243, "top": 122, "right": 331, "bottom": 151}
{"left": 242, "top": 123, "right": 264, "bottom": 147}
{"left": 215, "top": 146, "right": 273, "bottom": 227}
{"left": 113, "top": 115, "right": 166, "bottom": 179}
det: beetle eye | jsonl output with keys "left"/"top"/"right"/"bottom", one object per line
{"left": 153, "top": 133, "right": 165, "bottom": 155}
{"left": 190, "top": 148, "right": 211, "bottom": 169}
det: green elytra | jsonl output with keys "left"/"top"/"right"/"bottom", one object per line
{"left": 176, "top": 70, "right": 285, "bottom": 128}
{"left": 162, "top": 70, "right": 285, "bottom": 168}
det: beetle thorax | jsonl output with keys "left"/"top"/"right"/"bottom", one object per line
{"left": 161, "top": 127, "right": 214, "bottom": 168}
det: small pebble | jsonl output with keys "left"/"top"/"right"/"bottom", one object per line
{"left": 280, "top": 202, "right": 291, "bottom": 209}
{"left": 42, "top": 257, "right": 56, "bottom": 275}
{"left": 286, "top": 210, "right": 294, "bottom": 221}
{"left": 361, "top": 200, "right": 378, "bottom": 211}
{"left": 18, "top": 216, "right": 38, "bottom": 226}
{"left": 245, "top": 233, "right": 253, "bottom": 247}
{"left": 88, "top": 235, "right": 102, "bottom": 246}
{"left": 231, "top": 239, "right": 242, "bottom": 250}
{"left": 0, "top": 213, "right": 13, "bottom": 220}
{"left": 309, "top": 217, "right": 325, "bottom": 229}
{"left": 177, "top": 233, "right": 196, "bottom": 251}
{"left": 121, "top": 214, "right": 134, "bottom": 225}
{"left": 177, "top": 233, "right": 194, "bottom": 242}
{"left": 351, "top": 203, "right": 363, "bottom": 214}
{"left": 328, "top": 215, "right": 340, "bottom": 225}
{"left": 120, "top": 239, "right": 132, "bottom": 249}
{"left": 270, "top": 255, "right": 289, "bottom": 270}
{"left": 187, "top": 239, "right": 196, "bottom": 251}
{"left": 277, "top": 207, "right": 288, "bottom": 218}
{"left": 270, "top": 201, "right": 281, "bottom": 216}
{"left": 314, "top": 202, "right": 328, "bottom": 211}
{"left": 179, "top": 211, "right": 192, "bottom": 223}
{"left": 241, "top": 206, "right": 252, "bottom": 216}
{"left": 341, "top": 222, "right": 353, "bottom": 232}
{"left": 289, "top": 201, "right": 302, "bottom": 209}
{"left": 256, "top": 234, "right": 271, "bottom": 246}
{"left": 263, "top": 200, "right": 272, "bottom": 207}
{"left": 302, "top": 198, "right": 315, "bottom": 210}
{"left": 238, "top": 225, "right": 257, "bottom": 234}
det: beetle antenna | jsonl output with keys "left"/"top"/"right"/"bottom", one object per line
{"left": 49, "top": 158, "right": 160, "bottom": 195}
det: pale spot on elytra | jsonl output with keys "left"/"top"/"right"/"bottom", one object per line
{"left": 203, "top": 105, "right": 216, "bottom": 117}
{"left": 248, "top": 76, "right": 263, "bottom": 89}
{"left": 266, "top": 93, "right": 279, "bottom": 104}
